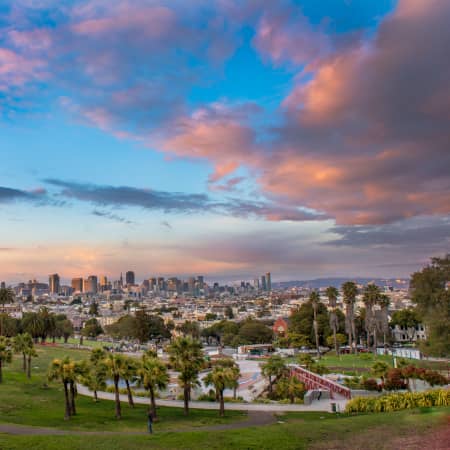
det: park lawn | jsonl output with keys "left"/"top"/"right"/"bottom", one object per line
{"left": 0, "top": 346, "right": 245, "bottom": 433}
{"left": 0, "top": 406, "right": 448, "bottom": 450}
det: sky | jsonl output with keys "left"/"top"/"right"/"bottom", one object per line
{"left": 0, "top": 0, "right": 449, "bottom": 284}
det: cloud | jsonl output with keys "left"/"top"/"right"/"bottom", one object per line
{"left": 92, "top": 210, "right": 133, "bottom": 225}
{"left": 44, "top": 178, "right": 324, "bottom": 222}
{"left": 0, "top": 186, "right": 47, "bottom": 204}
{"left": 325, "top": 216, "right": 450, "bottom": 248}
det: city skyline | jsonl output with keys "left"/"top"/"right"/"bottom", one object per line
{"left": 1, "top": 0, "right": 449, "bottom": 282}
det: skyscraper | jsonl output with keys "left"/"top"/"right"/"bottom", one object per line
{"left": 261, "top": 275, "right": 267, "bottom": 291}
{"left": 266, "top": 272, "right": 272, "bottom": 291}
{"left": 126, "top": 271, "right": 135, "bottom": 286}
{"left": 49, "top": 273, "right": 60, "bottom": 294}
{"left": 71, "top": 277, "right": 83, "bottom": 292}
{"left": 84, "top": 275, "right": 98, "bottom": 294}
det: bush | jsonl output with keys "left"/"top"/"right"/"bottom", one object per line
{"left": 345, "top": 389, "right": 450, "bottom": 413}
{"left": 363, "top": 378, "right": 381, "bottom": 391}
{"left": 384, "top": 369, "right": 407, "bottom": 391}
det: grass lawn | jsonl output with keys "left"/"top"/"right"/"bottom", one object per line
{"left": 0, "top": 345, "right": 245, "bottom": 433}
{"left": 0, "top": 406, "right": 448, "bottom": 449}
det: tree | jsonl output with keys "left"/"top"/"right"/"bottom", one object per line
{"left": 371, "top": 361, "right": 390, "bottom": 388}
{"left": 38, "top": 307, "right": 56, "bottom": 343}
{"left": 168, "top": 337, "right": 204, "bottom": 415}
{"left": 276, "top": 375, "right": 305, "bottom": 403}
{"left": 15, "top": 333, "right": 37, "bottom": 379}
{"left": 60, "top": 319, "right": 74, "bottom": 343}
{"left": 0, "top": 313, "right": 19, "bottom": 337}
{"left": 138, "top": 351, "right": 169, "bottom": 419}
{"left": 104, "top": 353, "right": 127, "bottom": 419}
{"left": 225, "top": 306, "right": 234, "bottom": 319}
{"left": 178, "top": 321, "right": 200, "bottom": 339}
{"left": 410, "top": 255, "right": 450, "bottom": 357}
{"left": 342, "top": 281, "right": 358, "bottom": 353}
{"left": 261, "top": 355, "right": 287, "bottom": 395}
{"left": 0, "top": 337, "right": 13, "bottom": 383}
{"left": 326, "top": 286, "right": 339, "bottom": 354}
{"left": 390, "top": 309, "right": 420, "bottom": 342}
{"left": 48, "top": 357, "right": 77, "bottom": 420}
{"left": 204, "top": 359, "right": 240, "bottom": 416}
{"left": 121, "top": 357, "right": 138, "bottom": 408}
{"left": 0, "top": 287, "right": 15, "bottom": 312}
{"left": 81, "top": 318, "right": 103, "bottom": 339}
{"left": 233, "top": 319, "right": 273, "bottom": 345}
{"left": 378, "top": 294, "right": 390, "bottom": 350}
{"left": 309, "top": 291, "right": 321, "bottom": 357}
{"left": 21, "top": 312, "right": 44, "bottom": 343}
{"left": 89, "top": 302, "right": 99, "bottom": 317}
{"left": 83, "top": 349, "right": 107, "bottom": 402}
{"left": 363, "top": 284, "right": 381, "bottom": 353}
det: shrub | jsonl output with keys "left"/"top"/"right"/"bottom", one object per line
{"left": 363, "top": 378, "right": 381, "bottom": 391}
{"left": 384, "top": 369, "right": 407, "bottom": 391}
{"left": 345, "top": 389, "right": 450, "bottom": 413}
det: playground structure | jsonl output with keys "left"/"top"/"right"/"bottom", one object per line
{"left": 289, "top": 364, "right": 352, "bottom": 399}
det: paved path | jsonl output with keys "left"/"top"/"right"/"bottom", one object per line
{"left": 0, "top": 411, "right": 275, "bottom": 436}
{"left": 77, "top": 384, "right": 347, "bottom": 412}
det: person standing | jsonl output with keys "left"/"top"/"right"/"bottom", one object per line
{"left": 147, "top": 411, "right": 153, "bottom": 434}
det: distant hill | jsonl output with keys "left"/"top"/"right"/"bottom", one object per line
{"left": 273, "top": 277, "right": 409, "bottom": 290}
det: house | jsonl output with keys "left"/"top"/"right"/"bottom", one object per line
{"left": 273, "top": 317, "right": 290, "bottom": 336}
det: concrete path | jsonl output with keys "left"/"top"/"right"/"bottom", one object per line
{"left": 0, "top": 411, "right": 275, "bottom": 436}
{"left": 77, "top": 384, "right": 348, "bottom": 412}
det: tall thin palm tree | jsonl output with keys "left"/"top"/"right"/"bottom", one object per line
{"left": 342, "top": 281, "right": 358, "bottom": 353}
{"left": 121, "top": 356, "right": 138, "bottom": 408}
{"left": 0, "top": 337, "right": 13, "bottom": 383}
{"left": 363, "top": 284, "right": 381, "bottom": 353}
{"left": 13, "top": 333, "right": 29, "bottom": 372}
{"left": 168, "top": 336, "right": 204, "bottom": 415}
{"left": 309, "top": 291, "right": 321, "bottom": 357}
{"left": 104, "top": 353, "right": 126, "bottom": 419}
{"left": 204, "top": 359, "right": 241, "bottom": 416}
{"left": 325, "top": 286, "right": 339, "bottom": 354}
{"left": 48, "top": 357, "right": 76, "bottom": 420}
{"left": 138, "top": 352, "right": 169, "bottom": 418}
{"left": 84, "top": 348, "right": 106, "bottom": 402}
{"left": 378, "top": 294, "right": 390, "bottom": 353}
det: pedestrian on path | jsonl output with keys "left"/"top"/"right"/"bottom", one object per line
{"left": 147, "top": 411, "right": 153, "bottom": 434}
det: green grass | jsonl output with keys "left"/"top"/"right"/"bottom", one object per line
{"left": 0, "top": 406, "right": 448, "bottom": 449}
{"left": 1, "top": 346, "right": 449, "bottom": 449}
{"left": 0, "top": 345, "right": 245, "bottom": 432}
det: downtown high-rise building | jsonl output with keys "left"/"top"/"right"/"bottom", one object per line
{"left": 71, "top": 277, "right": 83, "bottom": 292}
{"left": 49, "top": 273, "right": 60, "bottom": 294}
{"left": 266, "top": 272, "right": 272, "bottom": 291}
{"left": 261, "top": 275, "right": 267, "bottom": 291}
{"left": 84, "top": 275, "right": 98, "bottom": 294}
{"left": 125, "top": 271, "right": 135, "bottom": 286}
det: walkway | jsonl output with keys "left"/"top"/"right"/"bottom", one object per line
{"left": 0, "top": 411, "right": 275, "bottom": 436}
{"left": 77, "top": 384, "right": 348, "bottom": 412}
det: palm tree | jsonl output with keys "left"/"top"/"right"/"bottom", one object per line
{"left": 342, "top": 281, "right": 358, "bottom": 353}
{"left": 22, "top": 312, "right": 44, "bottom": 343}
{"left": 84, "top": 348, "right": 107, "bottom": 402}
{"left": 378, "top": 294, "right": 390, "bottom": 352}
{"left": 48, "top": 357, "right": 76, "bottom": 420}
{"left": 326, "top": 286, "right": 339, "bottom": 354}
{"left": 276, "top": 375, "right": 305, "bottom": 404}
{"left": 204, "top": 359, "right": 241, "bottom": 416}
{"left": 0, "top": 337, "right": 13, "bottom": 383}
{"left": 309, "top": 291, "right": 321, "bottom": 357}
{"left": 13, "top": 333, "right": 30, "bottom": 372}
{"left": 24, "top": 338, "right": 38, "bottom": 378}
{"left": 138, "top": 352, "right": 169, "bottom": 418}
{"left": 363, "top": 284, "right": 381, "bottom": 353}
{"left": 168, "top": 336, "right": 204, "bottom": 415}
{"left": 371, "top": 361, "right": 389, "bottom": 389}
{"left": 261, "top": 355, "right": 286, "bottom": 395}
{"left": 104, "top": 353, "right": 127, "bottom": 419}
{"left": 0, "top": 287, "right": 15, "bottom": 312}
{"left": 121, "top": 357, "right": 138, "bottom": 408}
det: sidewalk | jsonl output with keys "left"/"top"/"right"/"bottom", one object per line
{"left": 77, "top": 385, "right": 348, "bottom": 412}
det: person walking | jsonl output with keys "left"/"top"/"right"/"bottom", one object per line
{"left": 147, "top": 410, "right": 153, "bottom": 434}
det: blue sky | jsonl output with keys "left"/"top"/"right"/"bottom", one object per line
{"left": 1, "top": 0, "right": 449, "bottom": 284}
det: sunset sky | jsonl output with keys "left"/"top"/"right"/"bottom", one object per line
{"left": 1, "top": 0, "right": 449, "bottom": 284}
